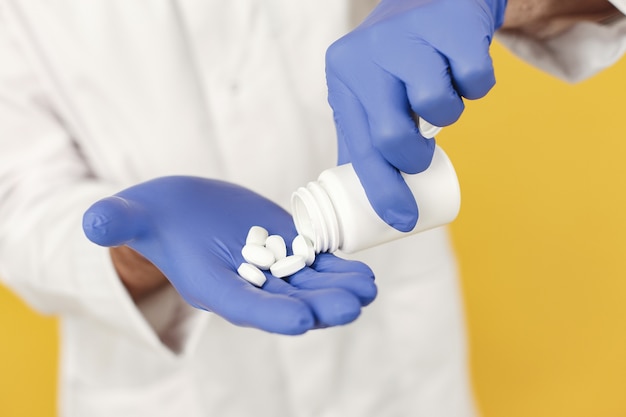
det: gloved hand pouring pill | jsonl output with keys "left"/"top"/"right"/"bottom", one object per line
{"left": 326, "top": 0, "right": 506, "bottom": 231}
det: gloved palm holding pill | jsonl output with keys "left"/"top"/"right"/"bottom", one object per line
{"left": 326, "top": 0, "right": 507, "bottom": 231}
{"left": 82, "top": 176, "right": 376, "bottom": 335}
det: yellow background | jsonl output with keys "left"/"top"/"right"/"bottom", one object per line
{"left": 1, "top": 41, "right": 626, "bottom": 416}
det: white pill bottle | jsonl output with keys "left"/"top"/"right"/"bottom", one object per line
{"left": 290, "top": 145, "right": 461, "bottom": 254}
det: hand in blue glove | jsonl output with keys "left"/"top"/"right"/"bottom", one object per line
{"left": 326, "top": 0, "right": 507, "bottom": 231}
{"left": 83, "top": 176, "right": 376, "bottom": 335}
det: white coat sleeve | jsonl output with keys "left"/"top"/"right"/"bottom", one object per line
{"left": 0, "top": 11, "right": 200, "bottom": 354}
{"left": 496, "top": 0, "right": 626, "bottom": 83}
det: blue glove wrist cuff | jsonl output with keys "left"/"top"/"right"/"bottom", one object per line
{"left": 488, "top": 0, "right": 508, "bottom": 29}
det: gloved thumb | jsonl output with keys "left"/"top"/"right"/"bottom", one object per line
{"left": 82, "top": 196, "right": 148, "bottom": 247}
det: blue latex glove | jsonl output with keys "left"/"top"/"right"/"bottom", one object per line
{"left": 83, "top": 176, "right": 376, "bottom": 335}
{"left": 326, "top": 0, "right": 507, "bottom": 231}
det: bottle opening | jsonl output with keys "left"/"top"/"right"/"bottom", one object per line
{"left": 291, "top": 182, "right": 340, "bottom": 253}
{"left": 291, "top": 192, "right": 315, "bottom": 244}
{"left": 291, "top": 187, "right": 326, "bottom": 253}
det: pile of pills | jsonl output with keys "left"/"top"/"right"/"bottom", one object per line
{"left": 236, "top": 226, "right": 316, "bottom": 287}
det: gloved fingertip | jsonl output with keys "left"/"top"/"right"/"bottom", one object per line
{"left": 265, "top": 305, "right": 315, "bottom": 335}
{"left": 382, "top": 207, "right": 418, "bottom": 232}
{"left": 327, "top": 297, "right": 362, "bottom": 326}
{"left": 357, "top": 280, "right": 378, "bottom": 306}
{"left": 82, "top": 196, "right": 144, "bottom": 246}
{"left": 279, "top": 313, "right": 316, "bottom": 335}
{"left": 82, "top": 211, "right": 112, "bottom": 244}
{"left": 454, "top": 58, "right": 496, "bottom": 100}
{"left": 298, "top": 289, "right": 362, "bottom": 327}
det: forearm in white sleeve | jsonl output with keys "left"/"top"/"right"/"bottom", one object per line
{"left": 0, "top": 17, "right": 200, "bottom": 354}
{"left": 497, "top": 0, "right": 626, "bottom": 83}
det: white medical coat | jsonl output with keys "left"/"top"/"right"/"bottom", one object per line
{"left": 0, "top": 1, "right": 624, "bottom": 416}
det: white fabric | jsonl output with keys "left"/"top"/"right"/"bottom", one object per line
{"left": 0, "top": 1, "right": 476, "bottom": 416}
{"left": 610, "top": 0, "right": 626, "bottom": 16}
{"left": 497, "top": 0, "right": 626, "bottom": 83}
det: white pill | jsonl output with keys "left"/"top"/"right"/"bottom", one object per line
{"left": 237, "top": 263, "right": 267, "bottom": 287}
{"left": 265, "top": 235, "right": 287, "bottom": 261}
{"left": 246, "top": 226, "right": 269, "bottom": 246}
{"left": 292, "top": 234, "right": 315, "bottom": 266}
{"left": 418, "top": 118, "right": 442, "bottom": 139}
{"left": 270, "top": 255, "right": 306, "bottom": 278}
{"left": 241, "top": 244, "right": 275, "bottom": 270}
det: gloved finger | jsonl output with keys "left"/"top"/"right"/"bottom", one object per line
{"left": 308, "top": 254, "right": 377, "bottom": 304}
{"left": 327, "top": 77, "right": 419, "bottom": 232}
{"left": 447, "top": 34, "right": 495, "bottom": 100}
{"left": 288, "top": 269, "right": 377, "bottom": 306}
{"left": 263, "top": 277, "right": 362, "bottom": 327}
{"left": 83, "top": 196, "right": 148, "bottom": 247}
{"left": 311, "top": 253, "right": 374, "bottom": 277}
{"left": 377, "top": 40, "right": 465, "bottom": 129}
{"left": 183, "top": 263, "right": 316, "bottom": 335}
{"left": 295, "top": 288, "right": 362, "bottom": 327}
{"left": 364, "top": 72, "right": 438, "bottom": 175}
{"left": 354, "top": 155, "right": 418, "bottom": 233}
{"left": 331, "top": 62, "right": 435, "bottom": 174}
